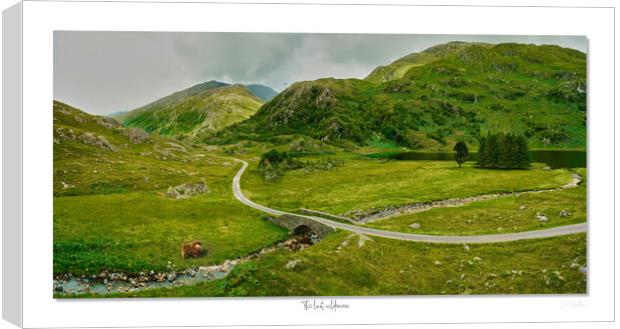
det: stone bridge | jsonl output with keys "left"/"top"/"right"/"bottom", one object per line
{"left": 269, "top": 214, "right": 335, "bottom": 239}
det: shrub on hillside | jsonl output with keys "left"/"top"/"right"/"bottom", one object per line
{"left": 258, "top": 149, "right": 344, "bottom": 181}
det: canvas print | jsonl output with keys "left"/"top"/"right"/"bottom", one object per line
{"left": 53, "top": 32, "right": 587, "bottom": 298}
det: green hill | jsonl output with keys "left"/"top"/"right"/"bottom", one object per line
{"left": 53, "top": 100, "right": 212, "bottom": 196}
{"left": 214, "top": 42, "right": 586, "bottom": 150}
{"left": 365, "top": 41, "right": 490, "bottom": 83}
{"left": 118, "top": 81, "right": 270, "bottom": 138}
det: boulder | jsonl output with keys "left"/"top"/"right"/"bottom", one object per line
{"left": 166, "top": 188, "right": 181, "bottom": 199}
{"left": 285, "top": 259, "right": 301, "bottom": 269}
{"left": 409, "top": 223, "right": 421, "bottom": 229}
{"left": 126, "top": 127, "right": 149, "bottom": 144}
{"left": 79, "top": 132, "right": 118, "bottom": 151}
{"left": 310, "top": 232, "right": 320, "bottom": 244}
{"left": 559, "top": 210, "right": 571, "bottom": 217}
{"left": 165, "top": 181, "right": 208, "bottom": 199}
{"left": 97, "top": 116, "right": 121, "bottom": 129}
{"left": 536, "top": 212, "right": 549, "bottom": 222}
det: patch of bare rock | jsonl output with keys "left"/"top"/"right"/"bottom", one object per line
{"left": 124, "top": 127, "right": 149, "bottom": 144}
{"left": 165, "top": 181, "right": 209, "bottom": 199}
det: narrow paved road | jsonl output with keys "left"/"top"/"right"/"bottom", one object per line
{"left": 230, "top": 158, "right": 587, "bottom": 244}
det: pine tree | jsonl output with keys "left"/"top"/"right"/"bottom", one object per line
{"left": 477, "top": 135, "right": 488, "bottom": 168}
{"left": 515, "top": 135, "right": 531, "bottom": 168}
{"left": 453, "top": 141, "right": 469, "bottom": 168}
{"left": 498, "top": 133, "right": 513, "bottom": 169}
{"left": 486, "top": 133, "right": 500, "bottom": 168}
{"left": 477, "top": 132, "right": 530, "bottom": 169}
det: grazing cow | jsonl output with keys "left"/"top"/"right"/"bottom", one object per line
{"left": 181, "top": 240, "right": 203, "bottom": 258}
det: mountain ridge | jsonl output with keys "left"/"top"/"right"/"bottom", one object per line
{"left": 365, "top": 41, "right": 492, "bottom": 83}
{"left": 118, "top": 81, "right": 278, "bottom": 138}
{"left": 212, "top": 42, "right": 586, "bottom": 150}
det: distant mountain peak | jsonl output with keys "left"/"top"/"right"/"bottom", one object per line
{"left": 245, "top": 84, "right": 279, "bottom": 101}
{"left": 118, "top": 81, "right": 265, "bottom": 137}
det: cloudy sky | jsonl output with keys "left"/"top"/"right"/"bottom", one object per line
{"left": 54, "top": 32, "right": 587, "bottom": 115}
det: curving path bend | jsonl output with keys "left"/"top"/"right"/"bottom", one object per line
{"left": 230, "top": 158, "right": 587, "bottom": 244}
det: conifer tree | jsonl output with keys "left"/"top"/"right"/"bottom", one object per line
{"left": 477, "top": 135, "right": 488, "bottom": 167}
{"left": 453, "top": 141, "right": 469, "bottom": 168}
{"left": 476, "top": 132, "right": 530, "bottom": 169}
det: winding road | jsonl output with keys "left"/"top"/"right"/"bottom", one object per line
{"left": 230, "top": 158, "right": 587, "bottom": 244}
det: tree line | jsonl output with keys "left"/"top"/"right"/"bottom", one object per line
{"left": 476, "top": 132, "right": 530, "bottom": 169}
{"left": 453, "top": 133, "right": 530, "bottom": 169}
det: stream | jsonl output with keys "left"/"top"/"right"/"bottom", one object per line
{"left": 54, "top": 233, "right": 317, "bottom": 296}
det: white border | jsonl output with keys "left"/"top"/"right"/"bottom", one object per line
{"left": 16, "top": 1, "right": 614, "bottom": 327}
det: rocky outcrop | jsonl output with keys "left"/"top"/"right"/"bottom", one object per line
{"left": 96, "top": 116, "right": 121, "bottom": 129}
{"left": 79, "top": 132, "right": 118, "bottom": 151}
{"left": 536, "top": 212, "right": 549, "bottom": 222}
{"left": 54, "top": 127, "right": 77, "bottom": 143}
{"left": 165, "top": 142, "right": 189, "bottom": 154}
{"left": 125, "top": 127, "right": 149, "bottom": 144}
{"left": 54, "top": 127, "right": 118, "bottom": 151}
{"left": 165, "top": 181, "right": 208, "bottom": 199}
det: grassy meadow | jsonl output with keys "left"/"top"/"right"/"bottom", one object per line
{"left": 366, "top": 182, "right": 586, "bottom": 235}
{"left": 241, "top": 154, "right": 575, "bottom": 215}
{"left": 53, "top": 101, "right": 288, "bottom": 276}
{"left": 102, "top": 231, "right": 586, "bottom": 297}
{"left": 54, "top": 186, "right": 288, "bottom": 275}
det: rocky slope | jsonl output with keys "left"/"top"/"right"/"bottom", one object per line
{"left": 53, "top": 100, "right": 212, "bottom": 196}
{"left": 216, "top": 42, "right": 586, "bottom": 150}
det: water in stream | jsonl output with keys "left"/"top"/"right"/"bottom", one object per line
{"left": 54, "top": 233, "right": 317, "bottom": 296}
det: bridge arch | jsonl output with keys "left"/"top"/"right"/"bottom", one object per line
{"left": 293, "top": 224, "right": 313, "bottom": 236}
{"left": 269, "top": 214, "right": 335, "bottom": 239}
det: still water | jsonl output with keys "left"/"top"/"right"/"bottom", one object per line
{"left": 379, "top": 150, "right": 586, "bottom": 169}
